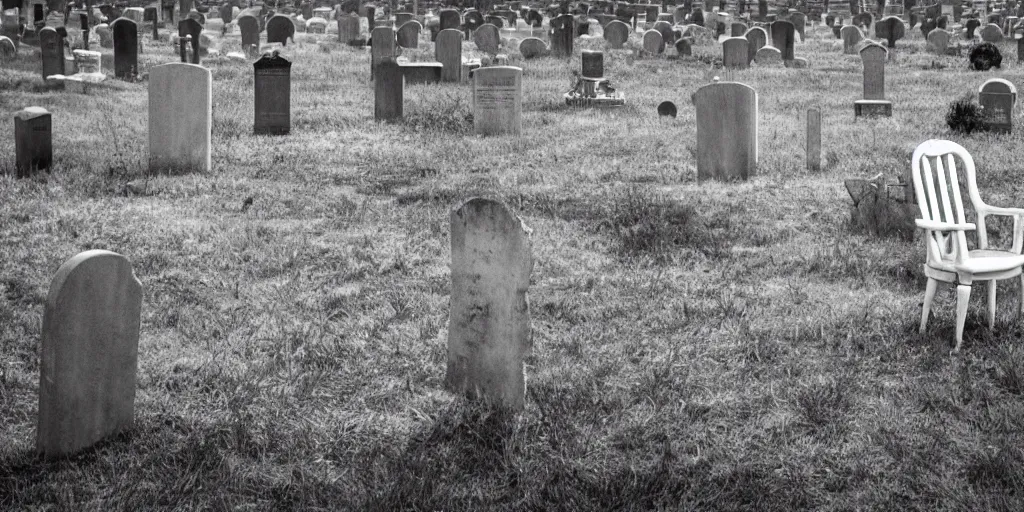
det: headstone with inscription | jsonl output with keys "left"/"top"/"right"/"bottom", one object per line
{"left": 473, "top": 66, "right": 522, "bottom": 136}
{"left": 978, "top": 78, "right": 1016, "bottom": 133}
{"left": 148, "top": 63, "right": 212, "bottom": 173}
{"left": 254, "top": 53, "right": 290, "bottom": 135}
{"left": 854, "top": 43, "right": 892, "bottom": 116}
{"left": 692, "top": 81, "right": 758, "bottom": 181}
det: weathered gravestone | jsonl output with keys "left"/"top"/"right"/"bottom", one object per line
{"left": 692, "top": 81, "right": 758, "bottom": 181}
{"left": 437, "top": 28, "right": 463, "bottom": 81}
{"left": 844, "top": 174, "right": 917, "bottom": 240}
{"left": 446, "top": 198, "right": 533, "bottom": 411}
{"left": 111, "top": 18, "right": 139, "bottom": 80}
{"left": 789, "top": 11, "right": 806, "bottom": 39}
{"left": 238, "top": 14, "right": 260, "bottom": 51}
{"left": 178, "top": 18, "right": 202, "bottom": 63}
{"left": 874, "top": 15, "right": 905, "bottom": 46}
{"left": 841, "top": 24, "right": 864, "bottom": 53}
{"left": 926, "top": 28, "right": 951, "bottom": 54}
{"left": 397, "top": 20, "right": 421, "bottom": 48}
{"left": 770, "top": 19, "right": 795, "bottom": 60}
{"left": 394, "top": 11, "right": 414, "bottom": 27}
{"left": 337, "top": 13, "right": 359, "bottom": 43}
{"left": 95, "top": 23, "right": 113, "bottom": 48}
{"left": 473, "top": 66, "right": 522, "bottom": 136}
{"left": 980, "top": 23, "right": 1002, "bottom": 41}
{"left": 731, "top": 21, "right": 748, "bottom": 36}
{"left": 148, "top": 63, "right": 211, "bottom": 173}
{"left": 374, "top": 59, "right": 403, "bottom": 121}
{"left": 266, "top": 14, "right": 294, "bottom": 45}
{"left": 676, "top": 37, "right": 693, "bottom": 56}
{"left": 754, "top": 45, "right": 782, "bottom": 64}
{"left": 653, "top": 19, "right": 675, "bottom": 43}
{"left": 439, "top": 8, "right": 461, "bottom": 31}
{"left": 722, "top": 36, "right": 749, "bottom": 68}
{"left": 254, "top": 52, "right": 290, "bottom": 135}
{"left": 551, "top": 13, "right": 574, "bottom": 56}
{"left": 474, "top": 22, "right": 500, "bottom": 53}
{"left": 519, "top": 36, "right": 547, "bottom": 58}
{"left": 744, "top": 26, "right": 767, "bottom": 63}
{"left": 370, "top": 26, "right": 396, "bottom": 80}
{"left": 604, "top": 19, "right": 630, "bottom": 47}
{"left": 13, "top": 107, "right": 52, "bottom": 178}
{"left": 978, "top": 78, "right": 1016, "bottom": 133}
{"left": 807, "top": 107, "right": 820, "bottom": 171}
{"left": 854, "top": 43, "right": 892, "bottom": 116}
{"left": 642, "top": 28, "right": 665, "bottom": 54}
{"left": 36, "top": 250, "right": 142, "bottom": 458}
{"left": 39, "top": 27, "right": 64, "bottom": 79}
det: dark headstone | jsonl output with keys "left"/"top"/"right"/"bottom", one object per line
{"left": 253, "top": 53, "right": 290, "bottom": 135}
{"left": 965, "top": 18, "right": 980, "bottom": 38}
{"left": 550, "top": 13, "right": 573, "bottom": 57}
{"left": 111, "top": 18, "right": 138, "bottom": 80}
{"left": 178, "top": 18, "right": 201, "bottom": 63}
{"left": 39, "top": 27, "right": 64, "bottom": 79}
{"left": 266, "top": 14, "right": 294, "bottom": 45}
{"left": 238, "top": 14, "right": 260, "bottom": 49}
{"left": 978, "top": 78, "right": 1015, "bottom": 133}
{"left": 581, "top": 49, "right": 603, "bottom": 78}
{"left": 374, "top": 59, "right": 403, "bottom": 121}
{"left": 657, "top": 100, "right": 677, "bottom": 117}
{"left": 14, "top": 107, "right": 52, "bottom": 177}
{"left": 770, "top": 19, "right": 795, "bottom": 60}
{"left": 219, "top": 3, "right": 233, "bottom": 22}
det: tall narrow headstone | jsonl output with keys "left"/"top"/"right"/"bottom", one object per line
{"left": 770, "top": 19, "right": 795, "bottom": 60}
{"left": 807, "top": 107, "right": 821, "bottom": 171}
{"left": 722, "top": 36, "right": 749, "bottom": 68}
{"left": 266, "top": 14, "right": 295, "bottom": 45}
{"left": 371, "top": 26, "right": 396, "bottom": 80}
{"left": 111, "top": 18, "right": 139, "bottom": 80}
{"left": 36, "top": 250, "right": 142, "bottom": 458}
{"left": 337, "top": 13, "right": 359, "bottom": 43}
{"left": 436, "top": 28, "right": 462, "bottom": 82}
{"left": 790, "top": 12, "right": 807, "bottom": 39}
{"left": 375, "top": 59, "right": 403, "bottom": 121}
{"left": 642, "top": 29, "right": 665, "bottom": 54}
{"left": 254, "top": 53, "right": 290, "bottom": 135}
{"left": 978, "top": 78, "right": 1016, "bottom": 133}
{"left": 692, "top": 81, "right": 758, "bottom": 181}
{"left": 14, "top": 107, "right": 52, "bottom": 178}
{"left": 550, "top": 13, "right": 574, "bottom": 56}
{"left": 40, "top": 27, "right": 64, "bottom": 79}
{"left": 366, "top": 5, "right": 376, "bottom": 30}
{"left": 744, "top": 26, "right": 767, "bottom": 63}
{"left": 854, "top": 43, "right": 892, "bottom": 116}
{"left": 604, "top": 19, "right": 630, "bottom": 47}
{"left": 582, "top": 50, "right": 603, "bottom": 78}
{"left": 447, "top": 198, "right": 533, "bottom": 411}
{"left": 841, "top": 24, "right": 864, "bottom": 53}
{"left": 178, "top": 18, "right": 202, "bottom": 63}
{"left": 473, "top": 66, "right": 523, "bottom": 136}
{"left": 238, "top": 14, "right": 260, "bottom": 50}
{"left": 144, "top": 7, "right": 159, "bottom": 39}
{"left": 148, "top": 63, "right": 212, "bottom": 173}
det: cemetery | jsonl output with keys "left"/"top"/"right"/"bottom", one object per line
{"left": 4, "top": 0, "right": 1024, "bottom": 507}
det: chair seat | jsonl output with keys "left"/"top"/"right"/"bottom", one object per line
{"left": 948, "top": 250, "right": 1024, "bottom": 274}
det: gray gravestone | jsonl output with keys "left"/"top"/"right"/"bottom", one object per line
{"left": 978, "top": 78, "right": 1016, "bottom": 133}
{"left": 722, "top": 36, "right": 749, "bottom": 68}
{"left": 854, "top": 43, "right": 892, "bottom": 116}
{"left": 790, "top": 12, "right": 806, "bottom": 40}
{"left": 676, "top": 37, "right": 693, "bottom": 56}
{"left": 397, "top": 20, "right": 421, "bottom": 48}
{"left": 474, "top": 22, "right": 500, "bottom": 54}
{"left": 841, "top": 25, "right": 864, "bottom": 53}
{"left": 238, "top": 14, "right": 260, "bottom": 50}
{"left": 604, "top": 19, "right": 630, "bottom": 47}
{"left": 731, "top": 21, "right": 748, "bottom": 36}
{"left": 582, "top": 50, "right": 603, "bottom": 78}
{"left": 519, "top": 37, "right": 547, "bottom": 58}
{"left": 874, "top": 16, "right": 905, "bottom": 47}
{"left": 807, "top": 107, "right": 820, "bottom": 171}
{"left": 754, "top": 45, "right": 782, "bottom": 64}
{"left": 447, "top": 198, "right": 533, "bottom": 411}
{"left": 254, "top": 53, "right": 290, "bottom": 134}
{"left": 95, "top": 24, "right": 113, "bottom": 48}
{"left": 36, "top": 250, "right": 142, "bottom": 458}
{"left": 266, "top": 14, "right": 295, "bottom": 45}
{"left": 473, "top": 66, "right": 522, "bottom": 136}
{"left": 926, "top": 28, "right": 950, "bottom": 54}
{"left": 551, "top": 13, "right": 574, "bottom": 57}
{"left": 149, "top": 63, "right": 212, "bottom": 173}
{"left": 439, "top": 8, "right": 461, "bottom": 31}
{"left": 980, "top": 23, "right": 1002, "bottom": 42}
{"left": 111, "top": 18, "right": 139, "bottom": 80}
{"left": 375, "top": 59, "right": 403, "bottom": 121}
{"left": 39, "top": 27, "right": 64, "bottom": 79}
{"left": 744, "top": 27, "right": 767, "bottom": 63}
{"left": 770, "top": 19, "right": 795, "bottom": 60}
{"left": 692, "top": 81, "right": 758, "bottom": 181}
{"left": 14, "top": 106, "right": 52, "bottom": 178}
{"left": 338, "top": 13, "right": 359, "bottom": 43}
{"left": 178, "top": 18, "right": 202, "bottom": 63}
{"left": 642, "top": 28, "right": 665, "bottom": 54}
{"left": 437, "top": 28, "right": 463, "bottom": 81}
{"left": 653, "top": 19, "right": 675, "bottom": 43}
{"left": 371, "top": 26, "right": 396, "bottom": 79}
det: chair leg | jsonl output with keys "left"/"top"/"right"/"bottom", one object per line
{"left": 955, "top": 283, "right": 972, "bottom": 354}
{"left": 988, "top": 280, "right": 998, "bottom": 330}
{"left": 921, "top": 278, "right": 938, "bottom": 334}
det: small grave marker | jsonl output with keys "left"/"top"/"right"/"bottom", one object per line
{"left": 14, "top": 107, "right": 52, "bottom": 178}
{"left": 807, "top": 107, "right": 821, "bottom": 171}
{"left": 473, "top": 66, "right": 522, "bottom": 136}
{"left": 978, "top": 78, "right": 1016, "bottom": 133}
{"left": 374, "top": 59, "right": 403, "bottom": 121}
{"left": 254, "top": 53, "right": 290, "bottom": 135}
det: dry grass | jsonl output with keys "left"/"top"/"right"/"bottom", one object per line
{"left": 2, "top": 17, "right": 1024, "bottom": 510}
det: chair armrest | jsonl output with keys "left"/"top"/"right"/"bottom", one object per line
{"left": 978, "top": 205, "right": 1024, "bottom": 218}
{"left": 916, "top": 219, "right": 976, "bottom": 231}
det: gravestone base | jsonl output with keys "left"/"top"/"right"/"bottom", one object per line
{"left": 854, "top": 99, "right": 892, "bottom": 117}
{"left": 400, "top": 61, "right": 443, "bottom": 84}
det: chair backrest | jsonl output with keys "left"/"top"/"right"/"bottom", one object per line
{"left": 911, "top": 139, "right": 984, "bottom": 266}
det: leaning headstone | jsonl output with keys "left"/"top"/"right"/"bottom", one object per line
{"left": 266, "top": 14, "right": 295, "bottom": 45}
{"left": 148, "top": 63, "right": 212, "bottom": 173}
{"left": 854, "top": 43, "right": 892, "bottom": 116}
{"left": 178, "top": 18, "right": 202, "bottom": 63}
{"left": 518, "top": 37, "right": 547, "bottom": 58}
{"left": 446, "top": 198, "right": 533, "bottom": 411}
{"left": 807, "top": 107, "right": 820, "bottom": 171}
{"left": 36, "top": 250, "right": 142, "bottom": 458}
{"left": 770, "top": 19, "right": 795, "bottom": 60}
{"left": 437, "top": 28, "right": 463, "bottom": 81}
{"left": 754, "top": 45, "right": 782, "bottom": 64}
{"left": 111, "top": 18, "right": 139, "bottom": 80}
{"left": 692, "top": 81, "right": 758, "bottom": 181}
{"left": 39, "top": 27, "right": 64, "bottom": 79}
{"left": 370, "top": 26, "right": 396, "bottom": 79}
{"left": 254, "top": 53, "right": 290, "bottom": 135}
{"left": 474, "top": 22, "right": 500, "bottom": 54}
{"left": 980, "top": 23, "right": 1003, "bottom": 42}
{"left": 841, "top": 25, "right": 864, "bottom": 53}
{"left": 397, "top": 20, "right": 421, "bottom": 48}
{"left": 238, "top": 14, "right": 261, "bottom": 50}
{"left": 604, "top": 19, "right": 630, "bottom": 47}
{"left": 874, "top": 15, "right": 905, "bottom": 47}
{"left": 550, "top": 13, "right": 574, "bottom": 56}
{"left": 722, "top": 36, "right": 749, "bottom": 68}
{"left": 978, "top": 78, "right": 1016, "bottom": 133}
{"left": 14, "top": 107, "right": 52, "bottom": 178}
{"left": 926, "top": 28, "right": 950, "bottom": 54}
{"left": 473, "top": 66, "right": 522, "bottom": 136}
{"left": 642, "top": 29, "right": 665, "bottom": 54}
{"left": 375, "top": 59, "right": 403, "bottom": 121}
{"left": 744, "top": 27, "right": 767, "bottom": 63}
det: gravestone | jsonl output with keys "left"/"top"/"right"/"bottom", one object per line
{"left": 144, "top": 7, "right": 159, "bottom": 39}
{"left": 653, "top": 20, "right": 675, "bottom": 43}
{"left": 39, "top": 27, "right": 64, "bottom": 79}
{"left": 980, "top": 23, "right": 1002, "bottom": 41}
{"left": 790, "top": 11, "right": 807, "bottom": 39}
{"left": 238, "top": 14, "right": 260, "bottom": 50}
{"left": 401, "top": 62, "right": 444, "bottom": 84}
{"left": 446, "top": 198, "right": 533, "bottom": 411}
{"left": 582, "top": 50, "right": 603, "bottom": 78}
{"left": 473, "top": 66, "right": 522, "bottom": 136}
{"left": 14, "top": 107, "right": 52, "bottom": 178}
{"left": 658, "top": 100, "right": 677, "bottom": 117}
{"left": 397, "top": 20, "right": 421, "bottom": 48}
{"left": 306, "top": 17, "right": 327, "bottom": 33}
{"left": 36, "top": 250, "right": 142, "bottom": 458}
{"left": 178, "top": 18, "right": 202, "bottom": 63}
{"left": 841, "top": 24, "right": 864, "bottom": 53}
{"left": 474, "top": 22, "right": 500, "bottom": 53}
{"left": 253, "top": 53, "right": 290, "bottom": 135}
{"left": 219, "top": 3, "right": 233, "bottom": 23}
{"left": 519, "top": 37, "right": 547, "bottom": 58}
{"left": 854, "top": 43, "right": 892, "bottom": 116}
{"left": 978, "top": 78, "right": 1016, "bottom": 132}
{"left": 642, "top": 29, "right": 665, "bottom": 53}
{"left": 266, "top": 14, "right": 294, "bottom": 45}
{"left": 807, "top": 107, "right": 820, "bottom": 171}
{"left": 770, "top": 19, "right": 795, "bottom": 60}
{"left": 744, "top": 27, "right": 767, "bottom": 63}
{"left": 439, "top": 8, "right": 460, "bottom": 31}
{"left": 754, "top": 45, "right": 782, "bottom": 64}
{"left": 375, "top": 59, "right": 403, "bottom": 121}
{"left": 366, "top": 5, "right": 376, "bottom": 30}
{"left": 692, "top": 81, "right": 758, "bottom": 181}
{"left": 874, "top": 15, "right": 905, "bottom": 46}
{"left": 604, "top": 19, "right": 630, "bottom": 47}
{"left": 722, "top": 36, "right": 749, "bottom": 68}
{"left": 675, "top": 37, "right": 692, "bottom": 56}
{"left": 926, "top": 28, "right": 950, "bottom": 54}
{"left": 148, "top": 63, "right": 212, "bottom": 173}
{"left": 845, "top": 174, "right": 917, "bottom": 240}
{"left": 371, "top": 26, "right": 396, "bottom": 79}
{"left": 111, "top": 18, "right": 139, "bottom": 80}
{"left": 551, "top": 13, "right": 574, "bottom": 56}
{"left": 337, "top": 13, "right": 359, "bottom": 43}
{"left": 731, "top": 21, "right": 748, "bottom": 36}
{"left": 95, "top": 24, "right": 113, "bottom": 48}
{"left": 464, "top": 10, "right": 484, "bottom": 35}
{"left": 395, "top": 11, "right": 413, "bottom": 27}
{"left": 965, "top": 18, "right": 980, "bottom": 38}
{"left": 437, "top": 28, "right": 463, "bottom": 81}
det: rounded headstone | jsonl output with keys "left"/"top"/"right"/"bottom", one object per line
{"left": 754, "top": 45, "right": 782, "bottom": 64}
{"left": 519, "top": 37, "right": 547, "bottom": 58}
{"left": 642, "top": 29, "right": 665, "bottom": 54}
{"left": 604, "top": 19, "right": 629, "bottom": 47}
{"left": 657, "top": 101, "right": 677, "bottom": 117}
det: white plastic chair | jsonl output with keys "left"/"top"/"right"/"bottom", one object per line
{"left": 911, "top": 140, "right": 1024, "bottom": 353}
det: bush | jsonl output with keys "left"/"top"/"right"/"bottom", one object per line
{"left": 969, "top": 42, "right": 1002, "bottom": 71}
{"left": 946, "top": 94, "right": 985, "bottom": 134}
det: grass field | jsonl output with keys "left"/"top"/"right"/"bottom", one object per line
{"left": 3, "top": 18, "right": 1024, "bottom": 510}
